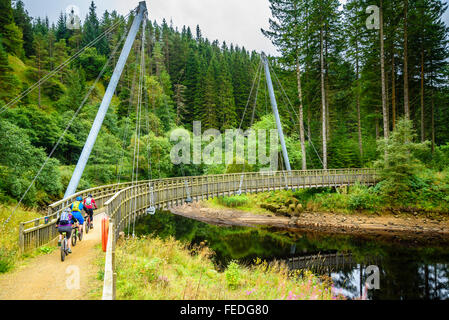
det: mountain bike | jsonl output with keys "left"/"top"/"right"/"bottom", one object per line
{"left": 84, "top": 209, "right": 95, "bottom": 234}
{"left": 71, "top": 223, "right": 83, "bottom": 246}
{"left": 60, "top": 232, "right": 69, "bottom": 262}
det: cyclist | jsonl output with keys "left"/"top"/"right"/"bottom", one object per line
{"left": 71, "top": 196, "right": 85, "bottom": 236}
{"left": 83, "top": 194, "right": 97, "bottom": 229}
{"left": 56, "top": 209, "right": 77, "bottom": 254}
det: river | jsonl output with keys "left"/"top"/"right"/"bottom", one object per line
{"left": 132, "top": 211, "right": 449, "bottom": 300}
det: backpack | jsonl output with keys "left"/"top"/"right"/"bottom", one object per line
{"left": 60, "top": 211, "right": 71, "bottom": 225}
{"left": 72, "top": 201, "right": 82, "bottom": 212}
{"left": 85, "top": 197, "right": 92, "bottom": 206}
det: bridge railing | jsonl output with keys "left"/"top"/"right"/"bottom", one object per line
{"left": 18, "top": 180, "right": 153, "bottom": 253}
{"left": 104, "top": 169, "right": 378, "bottom": 240}
{"left": 18, "top": 169, "right": 377, "bottom": 253}
{"left": 101, "top": 168, "right": 377, "bottom": 300}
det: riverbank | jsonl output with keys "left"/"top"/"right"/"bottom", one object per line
{"left": 170, "top": 202, "right": 449, "bottom": 244}
{"left": 99, "top": 236, "right": 339, "bottom": 300}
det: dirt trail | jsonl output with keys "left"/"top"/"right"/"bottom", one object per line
{"left": 0, "top": 213, "right": 105, "bottom": 300}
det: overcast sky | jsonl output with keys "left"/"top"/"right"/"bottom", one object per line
{"left": 21, "top": 0, "right": 449, "bottom": 57}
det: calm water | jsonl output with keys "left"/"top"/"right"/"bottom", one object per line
{"left": 133, "top": 211, "right": 449, "bottom": 300}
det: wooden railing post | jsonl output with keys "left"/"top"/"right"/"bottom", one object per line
{"left": 19, "top": 223, "right": 24, "bottom": 254}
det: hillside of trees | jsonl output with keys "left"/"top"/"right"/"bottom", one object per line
{"left": 0, "top": 0, "right": 448, "bottom": 208}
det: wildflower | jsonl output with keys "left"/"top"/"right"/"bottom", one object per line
{"left": 246, "top": 289, "right": 256, "bottom": 295}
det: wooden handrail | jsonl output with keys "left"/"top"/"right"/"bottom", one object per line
{"left": 19, "top": 169, "right": 378, "bottom": 253}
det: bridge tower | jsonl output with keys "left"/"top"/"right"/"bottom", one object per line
{"left": 64, "top": 2, "right": 147, "bottom": 198}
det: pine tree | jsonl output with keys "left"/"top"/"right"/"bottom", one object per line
{"left": 0, "top": 39, "right": 19, "bottom": 104}
{"left": 0, "top": 0, "right": 23, "bottom": 56}
{"left": 55, "top": 12, "right": 70, "bottom": 41}
{"left": 201, "top": 59, "right": 218, "bottom": 130}
{"left": 12, "top": 0, "right": 33, "bottom": 57}
{"left": 31, "top": 32, "right": 49, "bottom": 107}
{"left": 82, "top": 1, "right": 100, "bottom": 50}
{"left": 216, "top": 55, "right": 236, "bottom": 129}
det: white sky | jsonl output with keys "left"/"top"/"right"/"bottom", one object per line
{"left": 22, "top": 0, "right": 278, "bottom": 55}
{"left": 21, "top": 0, "right": 449, "bottom": 57}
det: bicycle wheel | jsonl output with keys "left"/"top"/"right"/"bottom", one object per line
{"left": 72, "top": 230, "right": 77, "bottom": 247}
{"left": 85, "top": 219, "right": 90, "bottom": 234}
{"left": 61, "top": 238, "right": 66, "bottom": 262}
{"left": 79, "top": 227, "right": 83, "bottom": 241}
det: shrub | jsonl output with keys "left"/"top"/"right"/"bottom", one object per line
{"left": 218, "top": 195, "right": 249, "bottom": 208}
{"left": 0, "top": 248, "right": 14, "bottom": 273}
{"left": 375, "top": 118, "right": 430, "bottom": 203}
{"left": 225, "top": 261, "right": 241, "bottom": 289}
{"left": 314, "top": 193, "right": 347, "bottom": 211}
{"left": 347, "top": 186, "right": 379, "bottom": 211}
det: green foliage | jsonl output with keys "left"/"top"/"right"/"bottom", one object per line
{"left": 38, "top": 246, "right": 54, "bottom": 255}
{"left": 375, "top": 118, "right": 431, "bottom": 203}
{"left": 224, "top": 261, "right": 242, "bottom": 289}
{"left": 217, "top": 195, "right": 249, "bottom": 208}
{"left": 78, "top": 47, "right": 107, "bottom": 80}
{"left": 347, "top": 184, "right": 379, "bottom": 211}
{"left": 0, "top": 247, "right": 14, "bottom": 273}
{"left": 0, "top": 40, "right": 20, "bottom": 103}
{"left": 0, "top": 119, "right": 62, "bottom": 205}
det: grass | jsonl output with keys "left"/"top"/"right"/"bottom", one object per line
{"left": 206, "top": 194, "right": 274, "bottom": 216}
{"left": 0, "top": 205, "right": 49, "bottom": 274}
{"left": 106, "top": 236, "right": 340, "bottom": 300}
{"left": 205, "top": 184, "right": 449, "bottom": 220}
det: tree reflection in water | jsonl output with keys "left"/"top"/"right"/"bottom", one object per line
{"left": 132, "top": 211, "right": 449, "bottom": 300}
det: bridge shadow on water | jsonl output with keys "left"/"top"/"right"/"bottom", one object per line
{"left": 129, "top": 210, "right": 449, "bottom": 301}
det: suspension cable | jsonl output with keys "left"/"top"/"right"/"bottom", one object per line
{"left": 131, "top": 16, "right": 147, "bottom": 237}
{"left": 0, "top": 26, "right": 128, "bottom": 229}
{"left": 0, "top": 9, "right": 136, "bottom": 115}
{"left": 235, "top": 62, "right": 263, "bottom": 195}
{"left": 268, "top": 62, "right": 325, "bottom": 168}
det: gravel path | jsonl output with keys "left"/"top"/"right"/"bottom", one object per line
{"left": 0, "top": 213, "right": 104, "bottom": 300}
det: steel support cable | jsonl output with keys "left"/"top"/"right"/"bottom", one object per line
{"left": 237, "top": 62, "right": 263, "bottom": 195}
{"left": 0, "top": 29, "right": 128, "bottom": 229}
{"left": 132, "top": 17, "right": 147, "bottom": 237}
{"left": 117, "top": 46, "right": 142, "bottom": 184}
{"left": 0, "top": 9, "right": 135, "bottom": 115}
{"left": 154, "top": 46, "right": 194, "bottom": 202}
{"left": 143, "top": 35, "right": 156, "bottom": 215}
{"left": 268, "top": 62, "right": 325, "bottom": 168}
{"left": 269, "top": 62, "right": 322, "bottom": 164}
{"left": 238, "top": 60, "right": 263, "bottom": 131}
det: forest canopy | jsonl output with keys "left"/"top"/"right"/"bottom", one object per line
{"left": 0, "top": 0, "right": 448, "bottom": 207}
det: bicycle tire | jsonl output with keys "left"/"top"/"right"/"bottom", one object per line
{"left": 61, "top": 238, "right": 66, "bottom": 262}
{"left": 72, "top": 230, "right": 77, "bottom": 247}
{"left": 85, "top": 219, "right": 90, "bottom": 234}
{"left": 79, "top": 227, "right": 83, "bottom": 241}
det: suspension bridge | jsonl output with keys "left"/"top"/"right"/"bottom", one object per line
{"left": 1, "top": 2, "right": 379, "bottom": 300}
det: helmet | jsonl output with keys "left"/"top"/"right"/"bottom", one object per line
{"left": 76, "top": 196, "right": 82, "bottom": 201}
{"left": 88, "top": 194, "right": 93, "bottom": 198}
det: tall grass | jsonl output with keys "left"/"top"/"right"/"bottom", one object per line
{"left": 217, "top": 195, "right": 249, "bottom": 208}
{"left": 0, "top": 205, "right": 41, "bottom": 273}
{"left": 111, "top": 236, "right": 340, "bottom": 300}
